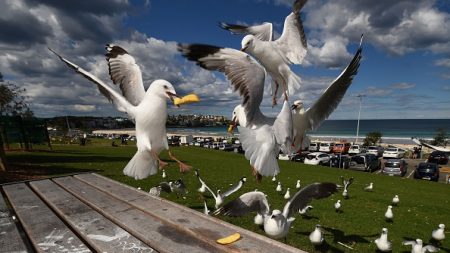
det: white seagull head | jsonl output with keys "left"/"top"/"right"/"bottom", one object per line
{"left": 148, "top": 79, "right": 179, "bottom": 102}
{"left": 270, "top": 209, "right": 282, "bottom": 219}
{"left": 439, "top": 224, "right": 445, "bottom": 229}
{"left": 241, "top": 35, "right": 255, "bottom": 52}
{"left": 291, "top": 100, "right": 304, "bottom": 111}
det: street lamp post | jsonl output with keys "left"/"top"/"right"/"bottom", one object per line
{"left": 355, "top": 94, "right": 366, "bottom": 144}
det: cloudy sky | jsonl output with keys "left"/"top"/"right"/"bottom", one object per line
{"left": 1, "top": 0, "right": 449, "bottom": 119}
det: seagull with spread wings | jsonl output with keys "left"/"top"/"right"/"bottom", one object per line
{"left": 220, "top": 0, "right": 308, "bottom": 105}
{"left": 178, "top": 44, "right": 294, "bottom": 179}
{"left": 214, "top": 182, "right": 338, "bottom": 239}
{"left": 291, "top": 35, "right": 363, "bottom": 152}
{"left": 50, "top": 45, "right": 194, "bottom": 180}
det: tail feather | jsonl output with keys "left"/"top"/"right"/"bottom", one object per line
{"left": 123, "top": 150, "right": 158, "bottom": 180}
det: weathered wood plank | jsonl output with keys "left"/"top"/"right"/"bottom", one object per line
{"left": 52, "top": 176, "right": 222, "bottom": 253}
{"left": 3, "top": 183, "right": 91, "bottom": 253}
{"left": 29, "top": 180, "right": 155, "bottom": 253}
{"left": 75, "top": 173, "right": 305, "bottom": 253}
{"left": 0, "top": 193, "right": 29, "bottom": 253}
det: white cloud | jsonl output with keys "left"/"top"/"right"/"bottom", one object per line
{"left": 390, "top": 82, "right": 416, "bottom": 89}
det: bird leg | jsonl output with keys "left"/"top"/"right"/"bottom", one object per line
{"left": 150, "top": 150, "right": 168, "bottom": 170}
{"left": 282, "top": 80, "right": 289, "bottom": 101}
{"left": 251, "top": 166, "right": 262, "bottom": 183}
{"left": 168, "top": 149, "right": 192, "bottom": 173}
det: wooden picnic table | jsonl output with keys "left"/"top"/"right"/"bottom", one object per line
{"left": 0, "top": 173, "right": 306, "bottom": 253}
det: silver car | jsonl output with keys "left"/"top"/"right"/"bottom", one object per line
{"left": 382, "top": 159, "right": 407, "bottom": 176}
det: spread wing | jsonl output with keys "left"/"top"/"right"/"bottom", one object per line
{"left": 422, "top": 245, "right": 439, "bottom": 252}
{"left": 282, "top": 182, "right": 338, "bottom": 218}
{"left": 273, "top": 100, "right": 294, "bottom": 155}
{"left": 49, "top": 48, "right": 134, "bottom": 116}
{"left": 219, "top": 22, "right": 273, "bottom": 41}
{"left": 195, "top": 170, "right": 216, "bottom": 198}
{"left": 221, "top": 177, "right": 246, "bottom": 198}
{"left": 274, "top": 0, "right": 308, "bottom": 64}
{"left": 105, "top": 44, "right": 145, "bottom": 106}
{"left": 303, "top": 35, "right": 363, "bottom": 132}
{"left": 178, "top": 44, "right": 265, "bottom": 125}
{"left": 214, "top": 191, "right": 269, "bottom": 216}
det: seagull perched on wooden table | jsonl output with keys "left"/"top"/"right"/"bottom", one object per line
{"left": 49, "top": 45, "right": 195, "bottom": 180}
{"left": 215, "top": 182, "right": 338, "bottom": 240}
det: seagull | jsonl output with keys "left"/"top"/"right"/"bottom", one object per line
{"left": 291, "top": 36, "right": 363, "bottom": 152}
{"left": 342, "top": 189, "right": 349, "bottom": 199}
{"left": 375, "top": 228, "right": 392, "bottom": 252}
{"left": 402, "top": 239, "right": 439, "bottom": 253}
{"left": 364, "top": 182, "right": 373, "bottom": 192}
{"left": 385, "top": 205, "right": 393, "bottom": 221}
{"left": 195, "top": 170, "right": 246, "bottom": 208}
{"left": 284, "top": 188, "right": 291, "bottom": 199}
{"left": 432, "top": 224, "right": 445, "bottom": 242}
{"left": 203, "top": 201, "right": 210, "bottom": 215}
{"left": 299, "top": 205, "right": 313, "bottom": 215}
{"left": 178, "top": 44, "right": 294, "bottom": 179}
{"left": 309, "top": 224, "right": 324, "bottom": 245}
{"left": 220, "top": 0, "right": 309, "bottom": 105}
{"left": 49, "top": 46, "right": 193, "bottom": 180}
{"left": 334, "top": 200, "right": 342, "bottom": 212}
{"left": 296, "top": 180, "right": 301, "bottom": 189}
{"left": 276, "top": 182, "right": 283, "bottom": 192}
{"left": 215, "top": 182, "right": 338, "bottom": 239}
{"left": 149, "top": 179, "right": 187, "bottom": 197}
{"left": 162, "top": 169, "right": 167, "bottom": 179}
{"left": 392, "top": 195, "right": 399, "bottom": 205}
{"left": 272, "top": 175, "right": 277, "bottom": 182}
{"left": 341, "top": 176, "right": 353, "bottom": 199}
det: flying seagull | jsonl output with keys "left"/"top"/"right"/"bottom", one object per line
{"left": 340, "top": 176, "right": 354, "bottom": 199}
{"left": 220, "top": 0, "right": 309, "bottom": 105}
{"left": 214, "top": 182, "right": 338, "bottom": 239}
{"left": 375, "top": 228, "right": 392, "bottom": 252}
{"left": 195, "top": 170, "right": 246, "bottom": 208}
{"left": 49, "top": 45, "right": 193, "bottom": 179}
{"left": 178, "top": 44, "right": 294, "bottom": 179}
{"left": 291, "top": 35, "right": 362, "bottom": 152}
{"left": 402, "top": 239, "right": 439, "bottom": 253}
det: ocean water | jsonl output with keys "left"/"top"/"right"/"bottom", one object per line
{"left": 168, "top": 119, "right": 450, "bottom": 139}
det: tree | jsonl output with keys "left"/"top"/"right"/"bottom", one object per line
{"left": 363, "top": 131, "right": 382, "bottom": 146}
{"left": 431, "top": 128, "right": 448, "bottom": 147}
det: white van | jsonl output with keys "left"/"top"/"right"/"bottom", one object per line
{"left": 319, "top": 142, "right": 334, "bottom": 153}
{"left": 308, "top": 142, "right": 320, "bottom": 152}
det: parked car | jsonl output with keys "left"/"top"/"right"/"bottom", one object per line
{"left": 427, "top": 151, "right": 449, "bottom": 165}
{"left": 308, "top": 142, "right": 320, "bottom": 152}
{"left": 414, "top": 162, "right": 440, "bottom": 182}
{"left": 278, "top": 153, "right": 292, "bottom": 161}
{"left": 291, "top": 152, "right": 310, "bottom": 163}
{"left": 219, "top": 143, "right": 233, "bottom": 151}
{"left": 382, "top": 159, "right": 407, "bottom": 176}
{"left": 367, "top": 146, "right": 384, "bottom": 157}
{"left": 329, "top": 154, "right": 350, "bottom": 169}
{"left": 304, "top": 152, "right": 331, "bottom": 166}
{"left": 383, "top": 147, "right": 405, "bottom": 159}
{"left": 233, "top": 144, "right": 244, "bottom": 153}
{"left": 349, "top": 154, "right": 380, "bottom": 172}
{"left": 348, "top": 145, "right": 366, "bottom": 155}
{"left": 332, "top": 142, "right": 351, "bottom": 154}
{"left": 319, "top": 142, "right": 334, "bottom": 153}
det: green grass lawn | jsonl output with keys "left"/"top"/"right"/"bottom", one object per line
{"left": 5, "top": 144, "right": 450, "bottom": 252}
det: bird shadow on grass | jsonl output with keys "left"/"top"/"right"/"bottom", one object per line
{"left": 300, "top": 215, "right": 319, "bottom": 220}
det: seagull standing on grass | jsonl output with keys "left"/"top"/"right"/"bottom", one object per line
{"left": 340, "top": 176, "right": 354, "bottom": 199}
{"left": 432, "top": 224, "right": 445, "bottom": 243}
{"left": 162, "top": 170, "right": 167, "bottom": 179}
{"left": 309, "top": 224, "right": 324, "bottom": 245}
{"left": 385, "top": 205, "right": 393, "bottom": 221}
{"left": 276, "top": 182, "right": 283, "bottom": 193}
{"left": 402, "top": 239, "right": 439, "bottom": 253}
{"left": 272, "top": 175, "right": 277, "bottom": 182}
{"left": 220, "top": 0, "right": 309, "bottom": 105}
{"left": 375, "top": 228, "right": 392, "bottom": 252}
{"left": 284, "top": 188, "right": 291, "bottom": 199}
{"left": 178, "top": 44, "right": 294, "bottom": 180}
{"left": 215, "top": 183, "right": 338, "bottom": 239}
{"left": 392, "top": 195, "right": 399, "bottom": 205}
{"left": 50, "top": 45, "right": 194, "bottom": 180}
{"left": 299, "top": 205, "right": 313, "bottom": 215}
{"left": 296, "top": 180, "right": 301, "bottom": 189}
{"left": 334, "top": 200, "right": 342, "bottom": 212}
{"left": 364, "top": 182, "right": 373, "bottom": 192}
{"left": 291, "top": 36, "right": 363, "bottom": 152}
{"left": 195, "top": 170, "right": 246, "bottom": 208}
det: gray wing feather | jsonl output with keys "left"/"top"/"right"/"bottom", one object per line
{"left": 195, "top": 170, "right": 216, "bottom": 198}
{"left": 214, "top": 191, "right": 269, "bottom": 216}
{"left": 282, "top": 182, "right": 338, "bottom": 218}
{"left": 106, "top": 44, "right": 145, "bottom": 106}
{"left": 402, "top": 240, "right": 416, "bottom": 246}
{"left": 423, "top": 245, "right": 439, "bottom": 252}
{"left": 273, "top": 100, "right": 294, "bottom": 155}
{"left": 219, "top": 22, "right": 273, "bottom": 41}
{"left": 221, "top": 177, "right": 246, "bottom": 198}
{"left": 178, "top": 44, "right": 265, "bottom": 125}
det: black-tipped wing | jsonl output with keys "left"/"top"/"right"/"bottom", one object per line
{"left": 158, "top": 182, "right": 172, "bottom": 193}
{"left": 283, "top": 182, "right": 338, "bottom": 218}
{"left": 274, "top": 0, "right": 308, "bottom": 64}
{"left": 220, "top": 22, "right": 273, "bottom": 41}
{"left": 214, "top": 191, "right": 269, "bottom": 216}
{"left": 194, "top": 169, "right": 216, "bottom": 198}
{"left": 178, "top": 44, "right": 265, "bottom": 124}
{"left": 49, "top": 48, "right": 134, "bottom": 115}
{"left": 221, "top": 177, "right": 246, "bottom": 198}
{"left": 105, "top": 44, "right": 145, "bottom": 106}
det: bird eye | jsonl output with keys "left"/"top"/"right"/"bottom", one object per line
{"left": 163, "top": 85, "right": 168, "bottom": 89}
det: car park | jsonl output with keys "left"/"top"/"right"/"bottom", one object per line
{"left": 367, "top": 146, "right": 384, "bottom": 157}
{"left": 291, "top": 152, "right": 310, "bottom": 163}
{"left": 219, "top": 143, "right": 233, "bottom": 151}
{"left": 304, "top": 152, "right": 331, "bottom": 166}
{"left": 349, "top": 154, "right": 380, "bottom": 172}
{"left": 319, "top": 142, "right": 334, "bottom": 153}
{"left": 332, "top": 142, "right": 351, "bottom": 154}
{"left": 308, "top": 142, "right": 320, "bottom": 152}
{"left": 382, "top": 159, "right": 407, "bottom": 176}
{"left": 348, "top": 145, "right": 366, "bottom": 155}
{"left": 414, "top": 162, "right": 440, "bottom": 182}
{"left": 233, "top": 144, "right": 244, "bottom": 153}
{"left": 427, "top": 151, "right": 449, "bottom": 165}
{"left": 383, "top": 147, "right": 405, "bottom": 159}
{"left": 329, "top": 154, "right": 350, "bottom": 169}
